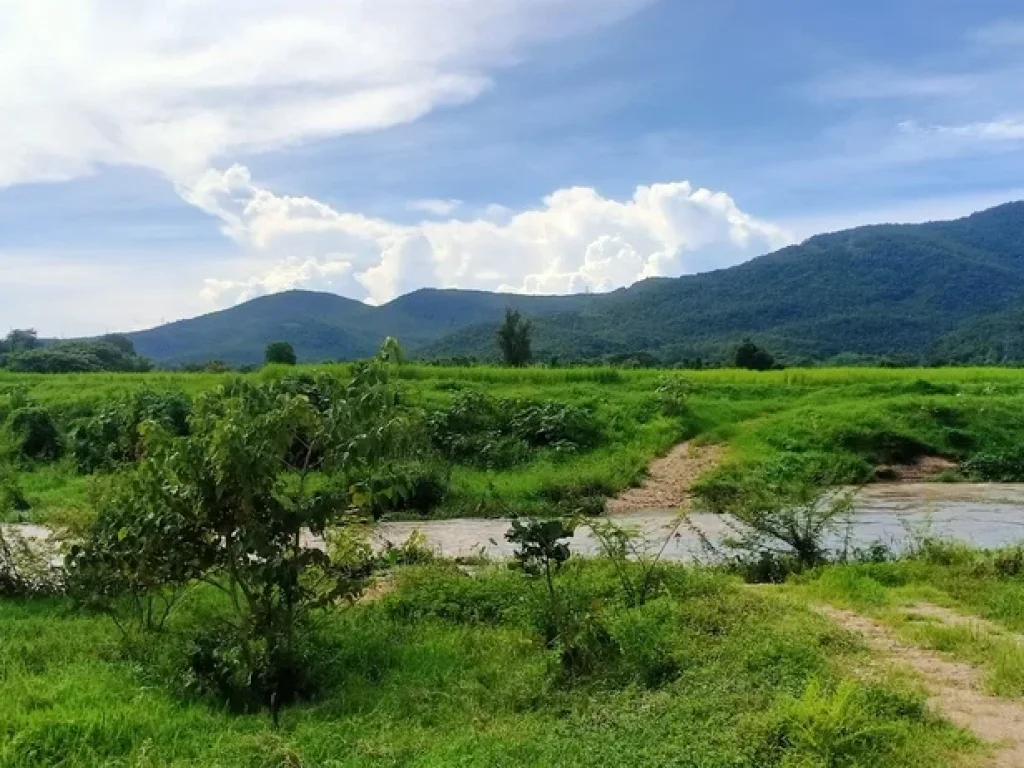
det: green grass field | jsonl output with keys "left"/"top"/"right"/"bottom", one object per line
{"left": 0, "top": 560, "right": 982, "bottom": 767}
{"left": 6, "top": 365, "right": 1024, "bottom": 525}
{"left": 9, "top": 366, "right": 1024, "bottom": 766}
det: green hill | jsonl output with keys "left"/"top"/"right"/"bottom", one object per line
{"left": 423, "top": 202, "right": 1024, "bottom": 364}
{"left": 128, "top": 288, "right": 596, "bottom": 365}
{"left": 122, "top": 201, "right": 1024, "bottom": 366}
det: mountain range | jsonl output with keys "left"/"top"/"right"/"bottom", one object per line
{"left": 122, "top": 201, "right": 1024, "bottom": 366}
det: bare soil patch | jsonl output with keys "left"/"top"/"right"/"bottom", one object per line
{"left": 607, "top": 442, "right": 724, "bottom": 513}
{"left": 875, "top": 456, "right": 959, "bottom": 482}
{"left": 817, "top": 604, "right": 1024, "bottom": 767}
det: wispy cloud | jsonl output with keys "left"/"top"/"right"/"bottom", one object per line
{"left": 409, "top": 199, "right": 463, "bottom": 217}
{"left": 898, "top": 118, "right": 1024, "bottom": 142}
{"left": 0, "top": 0, "right": 652, "bottom": 188}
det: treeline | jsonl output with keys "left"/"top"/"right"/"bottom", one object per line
{"left": 429, "top": 320, "right": 1004, "bottom": 370}
{"left": 0, "top": 329, "right": 152, "bottom": 373}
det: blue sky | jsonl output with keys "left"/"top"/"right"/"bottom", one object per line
{"left": 2, "top": 0, "right": 1024, "bottom": 336}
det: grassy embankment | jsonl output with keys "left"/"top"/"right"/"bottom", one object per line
{"left": 5, "top": 366, "right": 1024, "bottom": 525}
{"left": 0, "top": 558, "right": 983, "bottom": 767}
{"left": 792, "top": 541, "right": 1024, "bottom": 699}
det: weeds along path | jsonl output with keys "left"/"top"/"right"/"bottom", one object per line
{"left": 816, "top": 604, "right": 1024, "bottom": 767}
{"left": 900, "top": 603, "right": 1024, "bottom": 643}
{"left": 607, "top": 441, "right": 724, "bottom": 513}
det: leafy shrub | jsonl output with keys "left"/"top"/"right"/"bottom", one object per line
{"left": 962, "top": 447, "right": 1024, "bottom": 481}
{"left": 379, "top": 531, "right": 438, "bottom": 566}
{"left": 992, "top": 547, "right": 1024, "bottom": 578}
{"left": 325, "top": 523, "right": 375, "bottom": 573}
{"left": 539, "top": 481, "right": 610, "bottom": 517}
{"left": 693, "top": 457, "right": 857, "bottom": 576}
{"left": 655, "top": 376, "right": 692, "bottom": 417}
{"left": 183, "top": 624, "right": 319, "bottom": 715}
{"left": 772, "top": 678, "right": 903, "bottom": 765}
{"left": 836, "top": 427, "right": 930, "bottom": 465}
{"left": 427, "top": 391, "right": 602, "bottom": 468}
{"left": 353, "top": 461, "right": 450, "bottom": 518}
{"left": 68, "top": 359, "right": 405, "bottom": 718}
{"left": 70, "top": 389, "right": 191, "bottom": 473}
{"left": 508, "top": 401, "right": 602, "bottom": 451}
{"left": 721, "top": 549, "right": 807, "bottom": 585}
{"left": 8, "top": 406, "right": 62, "bottom": 462}
{"left": 0, "top": 469, "right": 29, "bottom": 515}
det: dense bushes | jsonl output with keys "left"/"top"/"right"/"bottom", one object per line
{"left": 427, "top": 391, "right": 602, "bottom": 469}
{"left": 352, "top": 460, "right": 450, "bottom": 518}
{"left": 70, "top": 390, "right": 191, "bottom": 473}
{"left": 2, "top": 337, "right": 152, "bottom": 373}
{"left": 962, "top": 448, "right": 1024, "bottom": 481}
{"left": 8, "top": 406, "right": 63, "bottom": 462}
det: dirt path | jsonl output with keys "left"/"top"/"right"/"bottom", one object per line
{"left": 607, "top": 442, "right": 724, "bottom": 513}
{"left": 816, "top": 604, "right": 1024, "bottom": 767}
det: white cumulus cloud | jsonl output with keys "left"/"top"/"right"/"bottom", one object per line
{"left": 0, "top": 0, "right": 652, "bottom": 187}
{"left": 186, "top": 166, "right": 793, "bottom": 306}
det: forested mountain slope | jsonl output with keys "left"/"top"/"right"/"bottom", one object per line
{"left": 123, "top": 201, "right": 1024, "bottom": 365}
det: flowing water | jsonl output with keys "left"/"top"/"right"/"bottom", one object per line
{"left": 8, "top": 483, "right": 1024, "bottom": 562}
{"left": 375, "top": 483, "right": 1024, "bottom": 561}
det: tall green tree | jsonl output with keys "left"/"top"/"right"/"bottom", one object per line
{"left": 265, "top": 341, "right": 297, "bottom": 366}
{"left": 1, "top": 329, "right": 38, "bottom": 355}
{"left": 497, "top": 309, "right": 533, "bottom": 367}
{"left": 378, "top": 336, "right": 404, "bottom": 365}
{"left": 734, "top": 339, "right": 774, "bottom": 371}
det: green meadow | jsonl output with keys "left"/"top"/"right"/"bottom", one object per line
{"left": 5, "top": 365, "right": 1024, "bottom": 525}
{"left": 7, "top": 365, "right": 1024, "bottom": 766}
{"left": 0, "top": 560, "right": 983, "bottom": 768}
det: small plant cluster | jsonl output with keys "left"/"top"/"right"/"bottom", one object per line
{"left": 503, "top": 517, "right": 688, "bottom": 683}
{"left": 690, "top": 455, "right": 862, "bottom": 583}
{"left": 654, "top": 375, "right": 693, "bottom": 417}
{"left": 427, "top": 391, "right": 602, "bottom": 469}
{"left": 350, "top": 460, "right": 450, "bottom": 519}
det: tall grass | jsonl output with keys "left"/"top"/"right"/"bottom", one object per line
{"left": 0, "top": 561, "right": 979, "bottom": 766}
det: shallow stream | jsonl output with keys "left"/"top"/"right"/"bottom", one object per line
{"left": 376, "top": 483, "right": 1024, "bottom": 561}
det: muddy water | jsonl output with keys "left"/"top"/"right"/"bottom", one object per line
{"left": 8, "top": 483, "right": 1024, "bottom": 563}
{"left": 376, "top": 483, "right": 1024, "bottom": 562}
